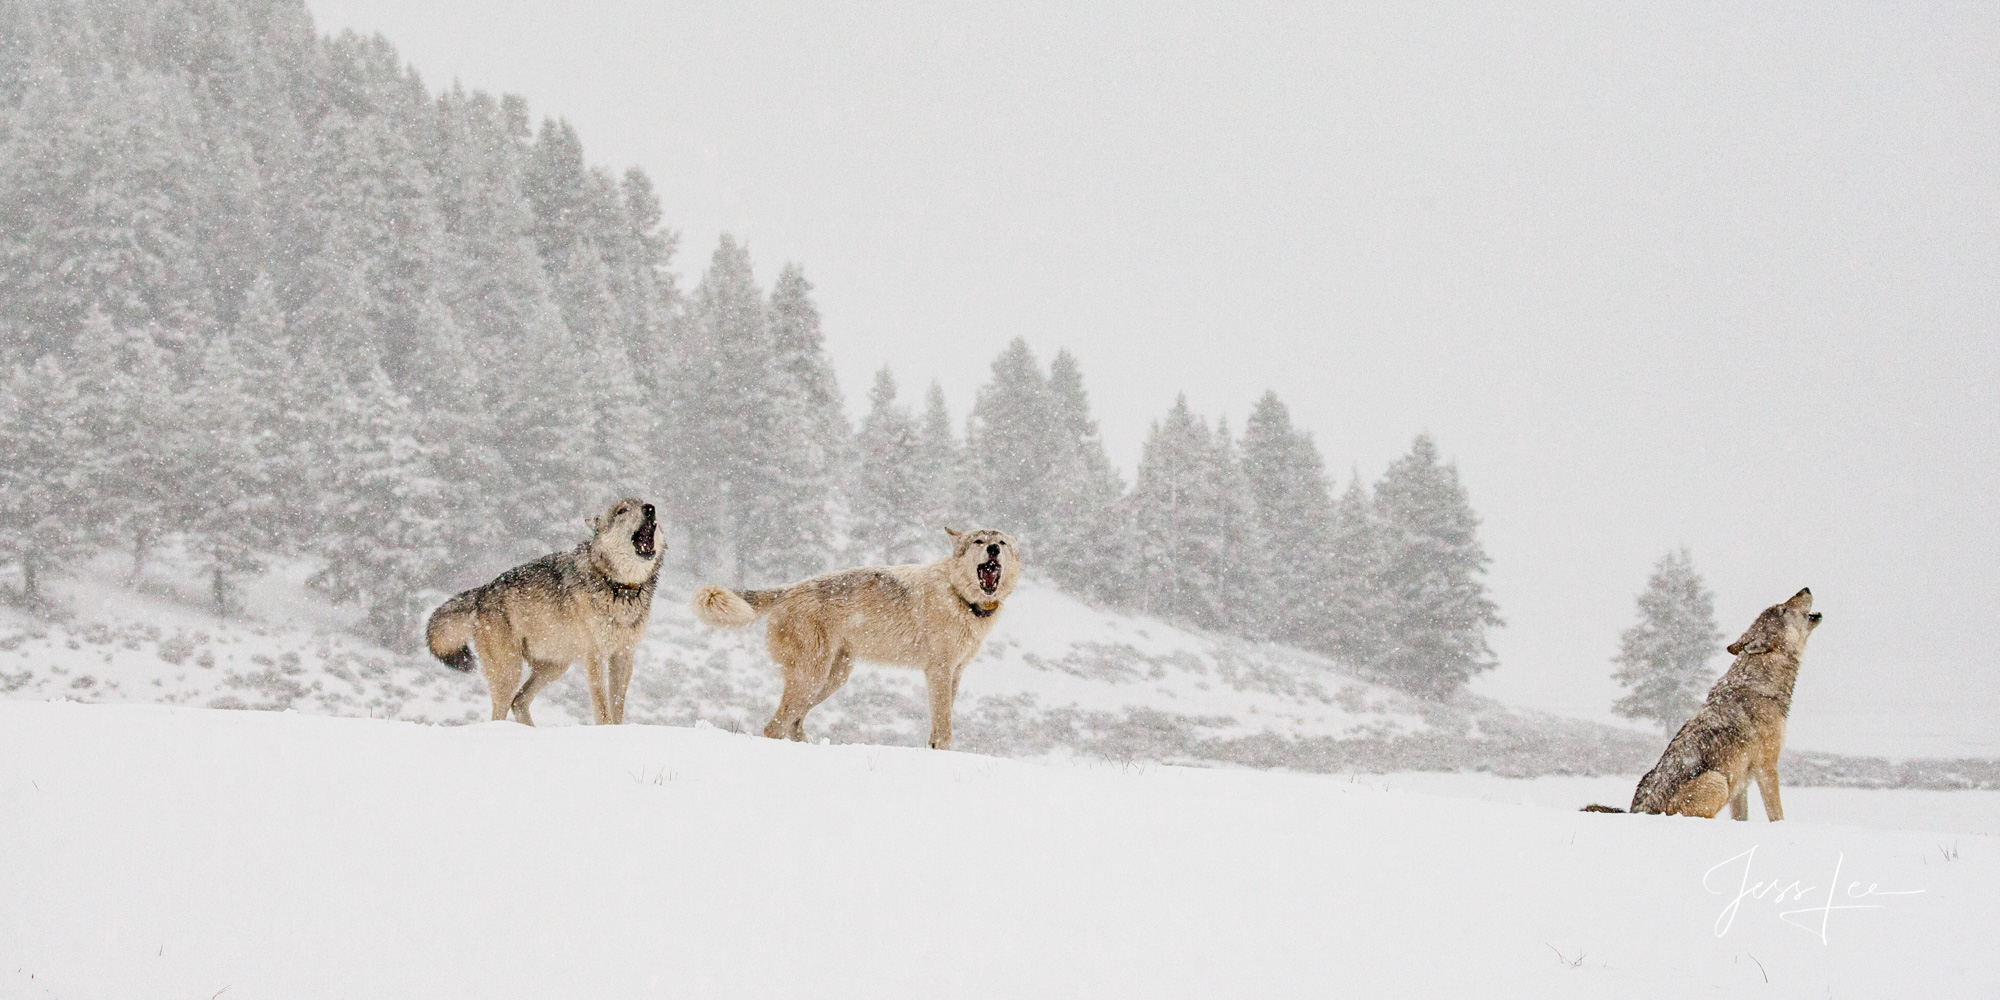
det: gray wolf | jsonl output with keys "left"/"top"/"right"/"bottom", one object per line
{"left": 1584, "top": 588, "right": 1822, "bottom": 819}
{"left": 690, "top": 527, "right": 1020, "bottom": 749}
{"left": 426, "top": 498, "right": 663, "bottom": 725}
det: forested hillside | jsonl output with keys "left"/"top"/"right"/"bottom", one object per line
{"left": 0, "top": 0, "right": 1501, "bottom": 699}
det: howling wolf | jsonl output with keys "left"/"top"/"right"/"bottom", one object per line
{"left": 690, "top": 527, "right": 1020, "bottom": 749}
{"left": 1584, "top": 588, "right": 1823, "bottom": 819}
{"left": 426, "top": 499, "right": 663, "bottom": 726}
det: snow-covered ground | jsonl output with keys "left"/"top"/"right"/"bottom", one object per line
{"left": 3, "top": 700, "right": 1994, "bottom": 999}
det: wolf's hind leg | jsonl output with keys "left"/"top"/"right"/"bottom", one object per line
{"left": 762, "top": 626, "right": 838, "bottom": 742}
{"left": 1728, "top": 784, "right": 1750, "bottom": 821}
{"left": 477, "top": 635, "right": 523, "bottom": 723}
{"left": 510, "top": 656, "right": 568, "bottom": 727}
{"left": 807, "top": 648, "right": 854, "bottom": 711}
{"left": 1673, "top": 771, "right": 1732, "bottom": 818}
{"left": 763, "top": 669, "right": 815, "bottom": 741}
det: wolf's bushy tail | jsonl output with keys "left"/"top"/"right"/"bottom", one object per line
{"left": 1580, "top": 804, "right": 1627, "bottom": 813}
{"left": 426, "top": 589, "right": 480, "bottom": 671}
{"left": 690, "top": 585, "right": 785, "bottom": 627}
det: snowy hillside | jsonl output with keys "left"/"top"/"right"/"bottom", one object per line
{"left": 3, "top": 700, "right": 1995, "bottom": 999}
{"left": 0, "top": 549, "right": 1671, "bottom": 774}
{"left": 11, "top": 548, "right": 2000, "bottom": 788}
{"left": 9, "top": 552, "right": 2000, "bottom": 790}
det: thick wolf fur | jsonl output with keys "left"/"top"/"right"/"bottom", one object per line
{"left": 426, "top": 499, "right": 664, "bottom": 726}
{"left": 1585, "top": 588, "right": 1822, "bottom": 819}
{"left": 690, "top": 528, "right": 1021, "bottom": 749}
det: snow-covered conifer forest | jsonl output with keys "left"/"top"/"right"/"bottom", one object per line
{"left": 0, "top": 0, "right": 1502, "bottom": 698}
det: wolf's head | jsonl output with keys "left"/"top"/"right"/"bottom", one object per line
{"left": 587, "top": 497, "right": 663, "bottom": 584}
{"left": 943, "top": 527, "right": 1020, "bottom": 610}
{"left": 1726, "top": 587, "right": 1822, "bottom": 658}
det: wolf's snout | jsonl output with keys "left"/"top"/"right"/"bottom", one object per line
{"left": 975, "top": 543, "right": 1003, "bottom": 594}
{"left": 631, "top": 503, "right": 659, "bottom": 558}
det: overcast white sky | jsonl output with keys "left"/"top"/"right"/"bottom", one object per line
{"left": 307, "top": 1, "right": 2000, "bottom": 756}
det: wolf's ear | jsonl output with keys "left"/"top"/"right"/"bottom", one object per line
{"left": 1728, "top": 636, "right": 1769, "bottom": 656}
{"left": 944, "top": 527, "right": 963, "bottom": 540}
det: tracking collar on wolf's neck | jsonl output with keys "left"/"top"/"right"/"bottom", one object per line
{"left": 961, "top": 595, "right": 999, "bottom": 618}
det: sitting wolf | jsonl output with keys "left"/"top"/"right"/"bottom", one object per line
{"left": 690, "top": 528, "right": 1020, "bottom": 750}
{"left": 426, "top": 498, "right": 663, "bottom": 726}
{"left": 1585, "top": 587, "right": 1823, "bottom": 819}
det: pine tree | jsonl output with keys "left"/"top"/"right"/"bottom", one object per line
{"left": 914, "top": 380, "right": 966, "bottom": 535}
{"left": 1211, "top": 417, "right": 1271, "bottom": 635}
{"left": 1361, "top": 435, "right": 1502, "bottom": 698}
{"left": 682, "top": 234, "right": 798, "bottom": 585}
{"left": 179, "top": 331, "right": 275, "bottom": 617}
{"left": 225, "top": 274, "right": 317, "bottom": 540}
{"left": 1322, "top": 473, "right": 1380, "bottom": 663}
{"left": 65, "top": 310, "right": 177, "bottom": 582}
{"left": 769, "top": 263, "right": 849, "bottom": 492}
{"left": 966, "top": 338, "right": 1057, "bottom": 551}
{"left": 0, "top": 357, "right": 88, "bottom": 603}
{"left": 1127, "top": 395, "right": 1228, "bottom": 626}
{"left": 1238, "top": 392, "right": 1335, "bottom": 643}
{"left": 1039, "top": 349, "right": 1128, "bottom": 602}
{"left": 849, "top": 368, "right": 929, "bottom": 565}
{"left": 1611, "top": 549, "right": 1725, "bottom": 734}
{"left": 754, "top": 262, "right": 846, "bottom": 580}
{"left": 309, "top": 367, "right": 453, "bottom": 649}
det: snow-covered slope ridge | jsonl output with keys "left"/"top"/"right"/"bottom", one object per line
{"left": 9, "top": 554, "right": 1991, "bottom": 783}
{"left": 1, "top": 554, "right": 1472, "bottom": 761}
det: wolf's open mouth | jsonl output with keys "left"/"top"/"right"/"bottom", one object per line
{"left": 631, "top": 514, "right": 656, "bottom": 558}
{"left": 976, "top": 558, "right": 1000, "bottom": 594}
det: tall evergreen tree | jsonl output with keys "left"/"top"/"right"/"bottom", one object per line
{"left": 309, "top": 367, "right": 453, "bottom": 648}
{"left": 1611, "top": 549, "right": 1725, "bottom": 733}
{"left": 756, "top": 262, "right": 846, "bottom": 579}
{"left": 1126, "top": 395, "right": 1228, "bottom": 626}
{"left": 914, "top": 380, "right": 966, "bottom": 535}
{"left": 65, "top": 309, "right": 177, "bottom": 581}
{"left": 1039, "top": 349, "right": 1128, "bottom": 602}
{"left": 966, "top": 338, "right": 1057, "bottom": 552}
{"left": 849, "top": 368, "right": 928, "bottom": 565}
{"left": 682, "top": 234, "right": 807, "bottom": 585}
{"left": 179, "top": 331, "right": 274, "bottom": 617}
{"left": 1238, "top": 392, "right": 1335, "bottom": 643}
{"left": 1323, "top": 473, "right": 1380, "bottom": 664}
{"left": 1211, "top": 417, "right": 1271, "bottom": 635}
{"left": 1360, "top": 434, "right": 1502, "bottom": 698}
{"left": 0, "top": 356, "right": 88, "bottom": 603}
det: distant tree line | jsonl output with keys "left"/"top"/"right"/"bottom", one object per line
{"left": 0, "top": 0, "right": 1502, "bottom": 698}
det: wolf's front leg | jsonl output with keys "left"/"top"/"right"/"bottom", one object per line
{"left": 582, "top": 653, "right": 613, "bottom": 725}
{"left": 1755, "top": 767, "right": 1784, "bottom": 821}
{"left": 607, "top": 650, "right": 635, "bottom": 725}
{"left": 924, "top": 663, "right": 956, "bottom": 750}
